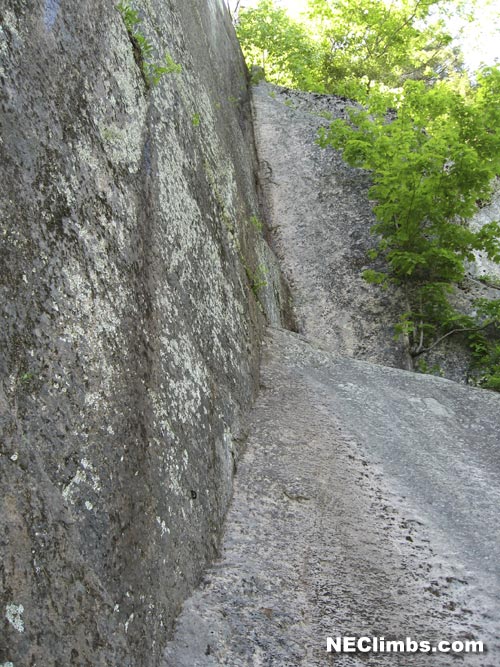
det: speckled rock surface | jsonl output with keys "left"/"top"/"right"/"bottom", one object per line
{"left": 163, "top": 328, "right": 500, "bottom": 666}
{"left": 469, "top": 178, "right": 500, "bottom": 282}
{"left": 3, "top": 3, "right": 500, "bottom": 665}
{"left": 0, "top": 2, "right": 288, "bottom": 665}
{"left": 252, "top": 83, "right": 411, "bottom": 369}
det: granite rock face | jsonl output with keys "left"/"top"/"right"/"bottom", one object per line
{"left": 0, "top": 2, "right": 287, "bottom": 665}
{"left": 252, "top": 83, "right": 411, "bottom": 369}
{"left": 3, "top": 2, "right": 500, "bottom": 665}
{"left": 162, "top": 83, "right": 500, "bottom": 667}
{"left": 163, "top": 328, "right": 500, "bottom": 667}
{"left": 469, "top": 178, "right": 500, "bottom": 282}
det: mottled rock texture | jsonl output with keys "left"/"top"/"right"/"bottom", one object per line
{"left": 163, "top": 83, "right": 500, "bottom": 667}
{"left": 163, "top": 328, "right": 500, "bottom": 667}
{"left": 0, "top": 2, "right": 288, "bottom": 665}
{"left": 252, "top": 83, "right": 411, "bottom": 370}
{"left": 469, "top": 178, "right": 500, "bottom": 282}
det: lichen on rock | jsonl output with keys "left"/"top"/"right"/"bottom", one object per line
{"left": 0, "top": 1, "right": 286, "bottom": 664}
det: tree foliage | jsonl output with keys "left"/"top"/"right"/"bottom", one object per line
{"left": 236, "top": 0, "right": 324, "bottom": 90}
{"left": 309, "top": 0, "right": 464, "bottom": 98}
{"left": 318, "top": 67, "right": 500, "bottom": 387}
{"left": 236, "top": 0, "right": 463, "bottom": 99}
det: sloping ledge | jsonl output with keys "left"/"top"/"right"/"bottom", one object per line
{"left": 0, "top": 2, "right": 286, "bottom": 664}
{"left": 163, "top": 328, "right": 500, "bottom": 666}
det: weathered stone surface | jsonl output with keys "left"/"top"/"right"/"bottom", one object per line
{"left": 0, "top": 2, "right": 286, "bottom": 664}
{"left": 162, "top": 54, "right": 500, "bottom": 667}
{"left": 469, "top": 178, "right": 500, "bottom": 282}
{"left": 163, "top": 328, "right": 500, "bottom": 666}
{"left": 252, "top": 83, "right": 411, "bottom": 369}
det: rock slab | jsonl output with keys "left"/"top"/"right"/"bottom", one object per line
{"left": 163, "top": 328, "right": 500, "bottom": 666}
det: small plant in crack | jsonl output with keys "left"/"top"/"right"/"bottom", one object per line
{"left": 20, "top": 371, "right": 34, "bottom": 385}
{"left": 248, "top": 263, "right": 268, "bottom": 297}
{"left": 254, "top": 264, "right": 268, "bottom": 294}
{"left": 116, "top": 1, "right": 181, "bottom": 88}
{"left": 239, "top": 254, "right": 268, "bottom": 300}
{"left": 250, "top": 215, "right": 263, "bottom": 233}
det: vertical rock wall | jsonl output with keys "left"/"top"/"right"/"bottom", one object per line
{"left": 0, "top": 1, "right": 286, "bottom": 664}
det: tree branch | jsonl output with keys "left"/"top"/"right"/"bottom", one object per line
{"left": 411, "top": 321, "right": 494, "bottom": 358}
{"left": 467, "top": 276, "right": 500, "bottom": 291}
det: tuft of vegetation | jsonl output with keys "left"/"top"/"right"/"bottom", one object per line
{"left": 249, "top": 263, "right": 269, "bottom": 297}
{"left": 415, "top": 359, "right": 444, "bottom": 377}
{"left": 249, "top": 65, "right": 266, "bottom": 86}
{"left": 20, "top": 371, "right": 34, "bottom": 385}
{"left": 191, "top": 113, "right": 201, "bottom": 127}
{"left": 250, "top": 215, "right": 263, "bottom": 233}
{"left": 116, "top": 1, "right": 181, "bottom": 88}
{"left": 240, "top": 253, "right": 268, "bottom": 299}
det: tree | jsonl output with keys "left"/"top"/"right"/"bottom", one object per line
{"left": 318, "top": 67, "right": 500, "bottom": 387}
{"left": 236, "top": 0, "right": 324, "bottom": 91}
{"left": 236, "top": 0, "right": 464, "bottom": 99}
{"left": 307, "top": 0, "right": 463, "bottom": 98}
